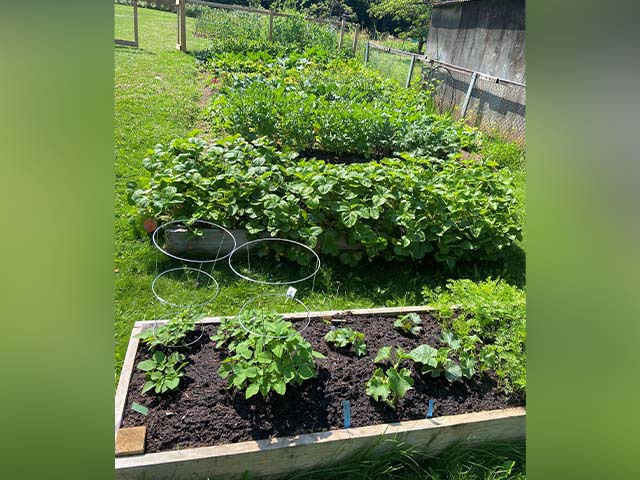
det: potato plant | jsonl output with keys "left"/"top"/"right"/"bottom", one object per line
{"left": 137, "top": 351, "right": 188, "bottom": 395}
{"left": 216, "top": 310, "right": 326, "bottom": 399}
{"left": 209, "top": 62, "right": 476, "bottom": 158}
{"left": 136, "top": 311, "right": 204, "bottom": 348}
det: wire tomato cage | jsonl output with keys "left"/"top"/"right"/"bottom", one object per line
{"left": 150, "top": 219, "right": 237, "bottom": 310}
{"left": 227, "top": 237, "right": 321, "bottom": 339}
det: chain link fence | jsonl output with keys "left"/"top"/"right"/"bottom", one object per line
{"left": 423, "top": 63, "right": 526, "bottom": 145}
{"left": 363, "top": 40, "right": 526, "bottom": 145}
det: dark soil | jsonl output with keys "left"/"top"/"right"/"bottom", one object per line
{"left": 300, "top": 149, "right": 400, "bottom": 165}
{"left": 121, "top": 313, "right": 524, "bottom": 453}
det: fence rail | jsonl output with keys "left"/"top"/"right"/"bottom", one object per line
{"left": 367, "top": 41, "right": 525, "bottom": 88}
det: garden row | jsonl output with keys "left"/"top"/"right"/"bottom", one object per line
{"left": 122, "top": 278, "right": 525, "bottom": 453}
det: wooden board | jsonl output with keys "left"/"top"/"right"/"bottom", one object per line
{"left": 115, "top": 306, "right": 524, "bottom": 479}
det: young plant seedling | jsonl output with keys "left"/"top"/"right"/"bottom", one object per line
{"left": 394, "top": 313, "right": 423, "bottom": 336}
{"left": 136, "top": 311, "right": 205, "bottom": 348}
{"left": 406, "top": 331, "right": 481, "bottom": 383}
{"left": 217, "top": 310, "right": 326, "bottom": 399}
{"left": 365, "top": 346, "right": 414, "bottom": 408}
{"left": 137, "top": 351, "right": 188, "bottom": 395}
{"left": 324, "top": 327, "right": 367, "bottom": 357}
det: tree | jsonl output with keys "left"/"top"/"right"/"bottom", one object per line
{"left": 368, "top": 0, "right": 431, "bottom": 54}
{"left": 303, "top": 0, "right": 356, "bottom": 20}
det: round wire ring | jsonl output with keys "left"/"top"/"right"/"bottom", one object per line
{"left": 238, "top": 293, "right": 311, "bottom": 339}
{"left": 152, "top": 219, "right": 237, "bottom": 264}
{"left": 228, "top": 238, "right": 321, "bottom": 285}
{"left": 151, "top": 267, "right": 219, "bottom": 308}
{"left": 149, "top": 320, "right": 205, "bottom": 348}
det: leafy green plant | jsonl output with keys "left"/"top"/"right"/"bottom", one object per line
{"left": 366, "top": 346, "right": 414, "bottom": 408}
{"left": 406, "top": 330, "right": 479, "bottom": 382}
{"left": 217, "top": 309, "right": 326, "bottom": 398}
{"left": 136, "top": 311, "right": 204, "bottom": 348}
{"left": 130, "top": 135, "right": 521, "bottom": 267}
{"left": 424, "top": 279, "right": 526, "bottom": 393}
{"left": 324, "top": 327, "right": 367, "bottom": 356}
{"left": 209, "top": 61, "right": 473, "bottom": 158}
{"left": 394, "top": 312, "right": 422, "bottom": 336}
{"left": 137, "top": 351, "right": 188, "bottom": 395}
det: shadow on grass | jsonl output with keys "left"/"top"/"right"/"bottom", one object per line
{"left": 143, "top": 238, "right": 525, "bottom": 311}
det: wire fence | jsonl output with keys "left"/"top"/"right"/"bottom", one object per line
{"left": 364, "top": 40, "right": 526, "bottom": 145}
{"left": 114, "top": 0, "right": 139, "bottom": 47}
{"left": 182, "top": 0, "right": 357, "bottom": 54}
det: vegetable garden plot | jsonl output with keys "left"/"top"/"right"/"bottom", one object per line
{"left": 208, "top": 57, "right": 474, "bottom": 160}
{"left": 129, "top": 135, "right": 522, "bottom": 267}
{"left": 116, "top": 307, "right": 525, "bottom": 479}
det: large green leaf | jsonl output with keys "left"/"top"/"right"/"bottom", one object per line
{"left": 408, "top": 344, "right": 438, "bottom": 368}
{"left": 374, "top": 346, "right": 392, "bottom": 363}
{"left": 366, "top": 369, "right": 390, "bottom": 402}
{"left": 137, "top": 359, "right": 156, "bottom": 372}
{"left": 387, "top": 367, "right": 414, "bottom": 399}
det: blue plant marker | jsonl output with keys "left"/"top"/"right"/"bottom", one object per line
{"left": 427, "top": 399, "right": 435, "bottom": 419}
{"left": 342, "top": 400, "right": 351, "bottom": 428}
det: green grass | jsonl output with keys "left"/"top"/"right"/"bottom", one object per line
{"left": 270, "top": 440, "right": 526, "bottom": 480}
{"left": 115, "top": 5, "right": 209, "bottom": 373}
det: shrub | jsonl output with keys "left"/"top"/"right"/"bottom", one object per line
{"left": 129, "top": 135, "right": 522, "bottom": 267}
{"left": 424, "top": 279, "right": 526, "bottom": 393}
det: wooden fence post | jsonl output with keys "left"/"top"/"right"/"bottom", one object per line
{"left": 405, "top": 55, "right": 416, "bottom": 88}
{"left": 133, "top": 0, "right": 139, "bottom": 46}
{"left": 364, "top": 40, "right": 369, "bottom": 65}
{"left": 268, "top": 11, "right": 274, "bottom": 41}
{"left": 338, "top": 18, "right": 345, "bottom": 50}
{"left": 352, "top": 25, "right": 359, "bottom": 54}
{"left": 176, "top": 0, "right": 186, "bottom": 52}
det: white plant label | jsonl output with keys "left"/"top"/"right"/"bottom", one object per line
{"left": 286, "top": 287, "right": 297, "bottom": 299}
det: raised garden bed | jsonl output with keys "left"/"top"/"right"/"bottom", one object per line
{"left": 115, "top": 306, "right": 525, "bottom": 479}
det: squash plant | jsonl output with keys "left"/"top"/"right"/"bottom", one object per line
{"left": 394, "top": 313, "right": 422, "bottom": 336}
{"left": 324, "top": 327, "right": 367, "bottom": 356}
{"left": 366, "top": 346, "right": 414, "bottom": 408}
